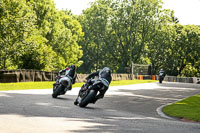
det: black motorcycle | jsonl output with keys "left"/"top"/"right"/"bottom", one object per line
{"left": 76, "top": 80, "right": 104, "bottom": 107}
{"left": 158, "top": 72, "right": 165, "bottom": 83}
{"left": 52, "top": 73, "right": 72, "bottom": 98}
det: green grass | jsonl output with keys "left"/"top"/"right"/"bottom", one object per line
{"left": 163, "top": 94, "right": 200, "bottom": 122}
{"left": 110, "top": 80, "right": 156, "bottom": 86}
{"left": 0, "top": 81, "right": 55, "bottom": 91}
{"left": 0, "top": 80, "right": 156, "bottom": 91}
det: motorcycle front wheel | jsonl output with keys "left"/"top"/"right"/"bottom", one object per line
{"left": 79, "top": 90, "right": 97, "bottom": 108}
{"left": 159, "top": 77, "right": 162, "bottom": 83}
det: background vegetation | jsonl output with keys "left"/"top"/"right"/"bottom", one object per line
{"left": 0, "top": 0, "right": 83, "bottom": 71}
{"left": 0, "top": 0, "right": 199, "bottom": 77}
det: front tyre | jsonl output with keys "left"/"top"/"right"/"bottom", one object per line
{"left": 79, "top": 90, "right": 97, "bottom": 108}
{"left": 52, "top": 85, "right": 64, "bottom": 98}
{"left": 159, "top": 77, "right": 162, "bottom": 83}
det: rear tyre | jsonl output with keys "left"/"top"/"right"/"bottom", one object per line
{"left": 79, "top": 90, "right": 97, "bottom": 108}
{"left": 52, "top": 85, "right": 63, "bottom": 98}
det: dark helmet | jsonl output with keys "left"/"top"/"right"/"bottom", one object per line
{"left": 102, "top": 67, "right": 110, "bottom": 73}
{"left": 70, "top": 64, "right": 76, "bottom": 70}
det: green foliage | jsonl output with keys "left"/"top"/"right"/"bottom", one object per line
{"left": 54, "top": 11, "right": 84, "bottom": 68}
{"left": 173, "top": 25, "right": 200, "bottom": 77}
{"left": 108, "top": 0, "right": 169, "bottom": 72}
{"left": 149, "top": 24, "right": 200, "bottom": 76}
{"left": 29, "top": 0, "right": 84, "bottom": 70}
{"left": 78, "top": 0, "right": 173, "bottom": 73}
{"left": 0, "top": 0, "right": 199, "bottom": 77}
{"left": 0, "top": 0, "right": 38, "bottom": 69}
{"left": 78, "top": 0, "right": 200, "bottom": 76}
{"left": 77, "top": 0, "right": 113, "bottom": 73}
{"left": 0, "top": 0, "right": 83, "bottom": 71}
{"left": 181, "top": 63, "right": 199, "bottom": 77}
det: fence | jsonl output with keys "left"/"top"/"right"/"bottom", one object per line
{"left": 0, "top": 69, "right": 134, "bottom": 83}
{"left": 0, "top": 70, "right": 199, "bottom": 84}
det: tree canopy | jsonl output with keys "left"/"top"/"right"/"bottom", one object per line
{"left": 77, "top": 0, "right": 200, "bottom": 77}
{"left": 0, "top": 0, "right": 199, "bottom": 77}
{"left": 0, "top": 0, "right": 83, "bottom": 71}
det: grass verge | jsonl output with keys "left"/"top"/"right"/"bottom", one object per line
{"left": 110, "top": 80, "right": 156, "bottom": 86}
{"left": 163, "top": 94, "right": 200, "bottom": 122}
{"left": 0, "top": 80, "right": 156, "bottom": 91}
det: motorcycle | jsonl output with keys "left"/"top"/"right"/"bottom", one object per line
{"left": 76, "top": 79, "right": 104, "bottom": 108}
{"left": 158, "top": 72, "right": 165, "bottom": 83}
{"left": 52, "top": 72, "right": 72, "bottom": 98}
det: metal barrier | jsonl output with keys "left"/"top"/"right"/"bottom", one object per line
{"left": 163, "top": 76, "right": 199, "bottom": 84}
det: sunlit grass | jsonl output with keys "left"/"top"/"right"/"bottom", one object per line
{"left": 110, "top": 80, "right": 156, "bottom": 86}
{"left": 0, "top": 80, "right": 157, "bottom": 91}
{"left": 163, "top": 94, "right": 200, "bottom": 122}
{"left": 0, "top": 81, "right": 55, "bottom": 91}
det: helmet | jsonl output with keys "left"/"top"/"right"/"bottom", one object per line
{"left": 70, "top": 64, "right": 76, "bottom": 70}
{"left": 103, "top": 67, "right": 110, "bottom": 73}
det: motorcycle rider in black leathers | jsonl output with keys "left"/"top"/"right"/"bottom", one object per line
{"left": 158, "top": 68, "right": 166, "bottom": 81}
{"left": 74, "top": 67, "right": 112, "bottom": 105}
{"left": 59, "top": 64, "right": 77, "bottom": 90}
{"left": 159, "top": 68, "right": 165, "bottom": 77}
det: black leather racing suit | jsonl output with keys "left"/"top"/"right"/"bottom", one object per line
{"left": 59, "top": 65, "right": 77, "bottom": 90}
{"left": 159, "top": 69, "right": 165, "bottom": 77}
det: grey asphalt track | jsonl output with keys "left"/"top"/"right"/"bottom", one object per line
{"left": 0, "top": 82, "right": 200, "bottom": 133}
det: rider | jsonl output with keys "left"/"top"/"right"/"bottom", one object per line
{"left": 159, "top": 68, "right": 165, "bottom": 76}
{"left": 74, "top": 67, "right": 112, "bottom": 105}
{"left": 59, "top": 64, "right": 77, "bottom": 90}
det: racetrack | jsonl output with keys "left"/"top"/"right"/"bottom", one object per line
{"left": 0, "top": 82, "right": 200, "bottom": 133}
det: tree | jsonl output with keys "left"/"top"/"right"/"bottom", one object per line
{"left": 171, "top": 24, "right": 200, "bottom": 76}
{"left": 148, "top": 23, "right": 200, "bottom": 77}
{"left": 78, "top": 0, "right": 174, "bottom": 73}
{"left": 77, "top": 0, "right": 113, "bottom": 73}
{"left": 110, "top": 0, "right": 176, "bottom": 72}
{"left": 0, "top": 0, "right": 39, "bottom": 69}
{"left": 26, "top": 0, "right": 83, "bottom": 70}
{"left": 0, "top": 0, "right": 84, "bottom": 71}
{"left": 50, "top": 11, "right": 84, "bottom": 69}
